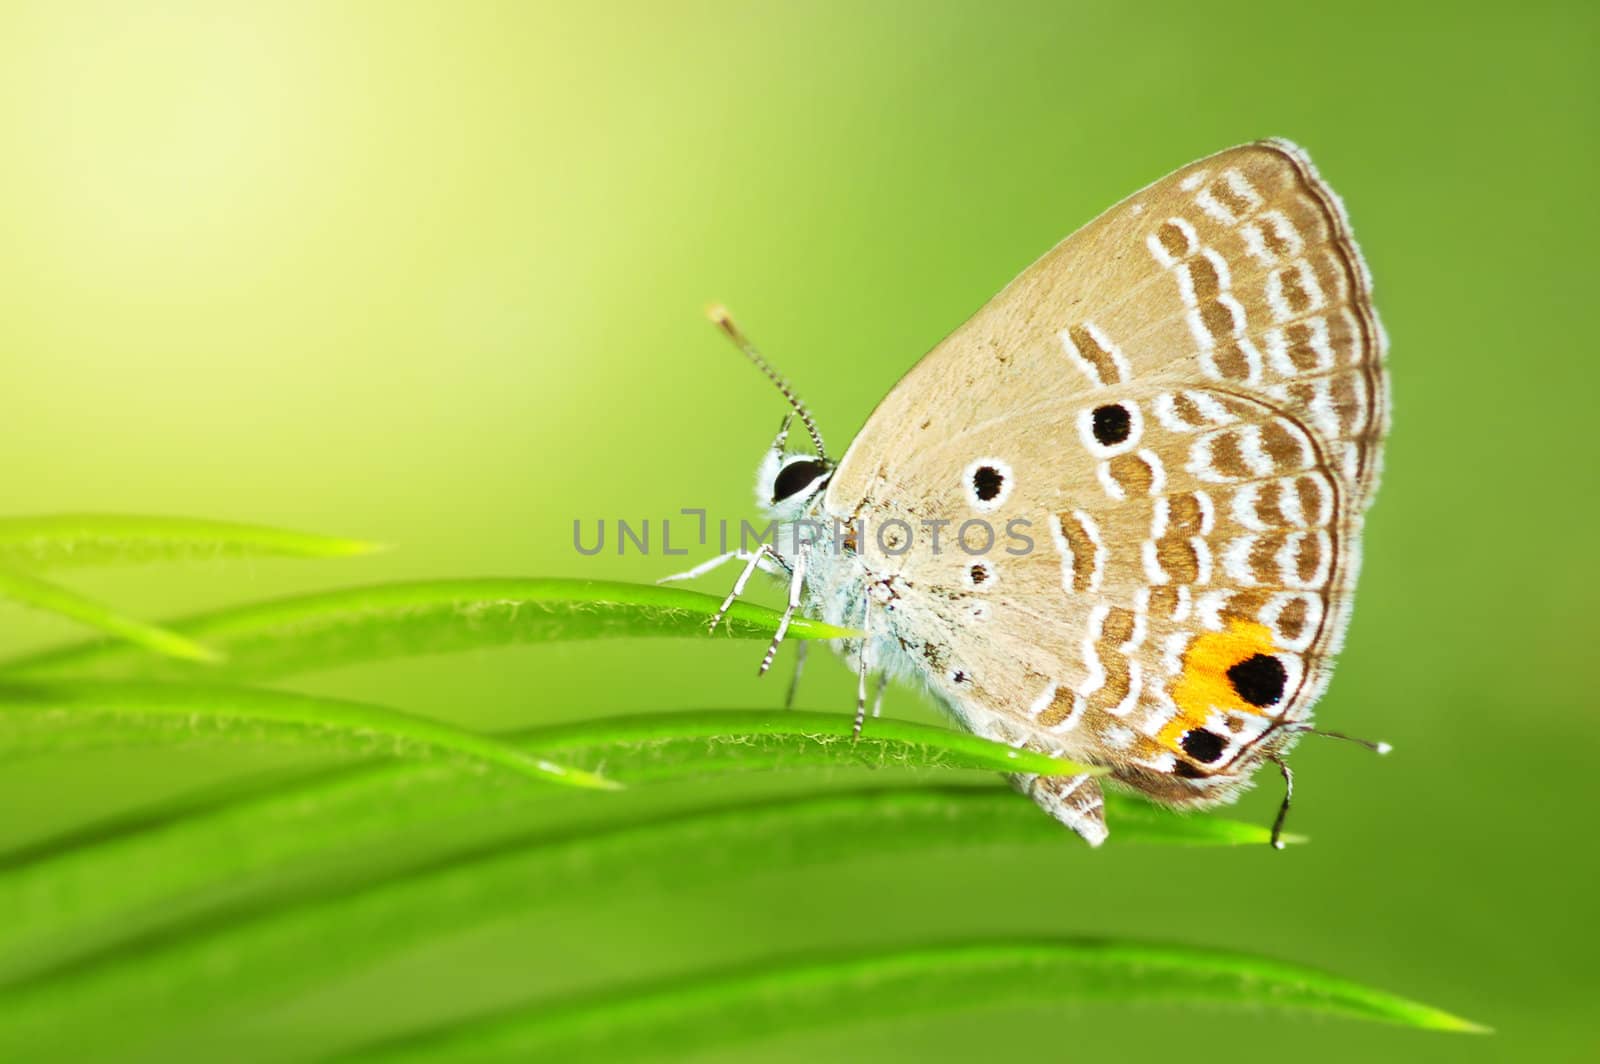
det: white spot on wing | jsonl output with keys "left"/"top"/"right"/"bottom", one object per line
{"left": 1096, "top": 461, "right": 1126, "bottom": 501}
{"left": 1104, "top": 724, "right": 1136, "bottom": 750}
{"left": 1048, "top": 514, "right": 1077, "bottom": 594}
{"left": 1138, "top": 449, "right": 1166, "bottom": 495}
{"left": 1074, "top": 510, "right": 1105, "bottom": 593}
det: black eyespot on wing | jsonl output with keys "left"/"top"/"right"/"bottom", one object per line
{"left": 1091, "top": 404, "right": 1132, "bottom": 446}
{"left": 972, "top": 465, "right": 1004, "bottom": 501}
{"left": 1180, "top": 728, "right": 1226, "bottom": 764}
{"left": 969, "top": 563, "right": 988, "bottom": 585}
{"left": 772, "top": 459, "right": 828, "bottom": 503}
{"left": 1227, "top": 653, "right": 1288, "bottom": 707}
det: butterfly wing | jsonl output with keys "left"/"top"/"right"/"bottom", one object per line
{"left": 821, "top": 140, "right": 1387, "bottom": 834}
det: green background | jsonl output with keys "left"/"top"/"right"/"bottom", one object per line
{"left": 1, "top": 0, "right": 1595, "bottom": 1059}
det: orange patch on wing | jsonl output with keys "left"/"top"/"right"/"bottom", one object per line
{"left": 1158, "top": 619, "right": 1279, "bottom": 751}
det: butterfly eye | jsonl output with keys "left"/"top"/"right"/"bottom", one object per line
{"left": 771, "top": 459, "right": 828, "bottom": 503}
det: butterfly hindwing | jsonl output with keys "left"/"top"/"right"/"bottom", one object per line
{"left": 820, "top": 140, "right": 1386, "bottom": 831}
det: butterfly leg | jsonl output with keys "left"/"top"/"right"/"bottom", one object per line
{"left": 784, "top": 640, "right": 808, "bottom": 709}
{"left": 707, "top": 543, "right": 780, "bottom": 634}
{"left": 852, "top": 599, "right": 873, "bottom": 739}
{"left": 658, "top": 548, "right": 781, "bottom": 586}
{"left": 871, "top": 673, "right": 887, "bottom": 719}
{"left": 1268, "top": 755, "right": 1294, "bottom": 851}
{"left": 758, "top": 545, "right": 808, "bottom": 676}
{"left": 656, "top": 551, "right": 738, "bottom": 585}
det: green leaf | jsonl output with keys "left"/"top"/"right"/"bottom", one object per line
{"left": 0, "top": 707, "right": 1121, "bottom": 984}
{"left": 525, "top": 708, "right": 1104, "bottom": 780}
{"left": 0, "top": 682, "right": 614, "bottom": 791}
{"left": 0, "top": 787, "right": 1307, "bottom": 1057}
{"left": 0, "top": 514, "right": 383, "bottom": 568}
{"left": 0, "top": 579, "right": 859, "bottom": 680}
{"left": 0, "top": 567, "right": 218, "bottom": 663}
{"left": 334, "top": 940, "right": 1486, "bottom": 1061}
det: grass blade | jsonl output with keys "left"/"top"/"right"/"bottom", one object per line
{"left": 523, "top": 708, "right": 1104, "bottom": 780}
{"left": 0, "top": 709, "right": 1119, "bottom": 984}
{"left": 0, "top": 514, "right": 381, "bottom": 568}
{"left": 336, "top": 940, "right": 1486, "bottom": 1061}
{"left": 0, "top": 579, "right": 859, "bottom": 680}
{"left": 0, "top": 787, "right": 1308, "bottom": 1058}
{"left": 0, "top": 682, "right": 613, "bottom": 791}
{"left": 0, "top": 567, "right": 218, "bottom": 663}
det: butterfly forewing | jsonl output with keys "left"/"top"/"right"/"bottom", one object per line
{"left": 822, "top": 140, "right": 1387, "bottom": 826}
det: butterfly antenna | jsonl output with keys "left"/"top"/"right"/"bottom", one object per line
{"left": 1289, "top": 725, "right": 1393, "bottom": 756}
{"left": 707, "top": 305, "right": 828, "bottom": 462}
{"left": 1265, "top": 728, "right": 1389, "bottom": 850}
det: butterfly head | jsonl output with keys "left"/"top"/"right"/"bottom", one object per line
{"left": 707, "top": 305, "right": 834, "bottom": 519}
{"left": 756, "top": 420, "right": 832, "bottom": 519}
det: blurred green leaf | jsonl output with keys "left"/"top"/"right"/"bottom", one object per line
{"left": 0, "top": 514, "right": 382, "bottom": 568}
{"left": 334, "top": 940, "right": 1486, "bottom": 1061}
{"left": 0, "top": 567, "right": 218, "bottom": 663}
{"left": 0, "top": 786, "right": 1306, "bottom": 1057}
{"left": 0, "top": 579, "right": 858, "bottom": 680}
{"left": 0, "top": 681, "right": 613, "bottom": 790}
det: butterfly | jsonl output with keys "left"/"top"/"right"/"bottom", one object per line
{"left": 677, "top": 140, "right": 1388, "bottom": 847}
